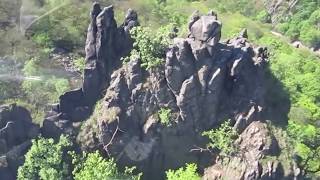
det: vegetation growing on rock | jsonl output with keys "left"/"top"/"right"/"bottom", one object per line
{"left": 18, "top": 136, "right": 142, "bottom": 180}
{"left": 123, "top": 25, "right": 173, "bottom": 69}
{"left": 202, "top": 120, "right": 238, "bottom": 156}
{"left": 158, "top": 107, "right": 172, "bottom": 126}
{"left": 166, "top": 163, "right": 200, "bottom": 180}
{"left": 1, "top": 0, "right": 320, "bottom": 179}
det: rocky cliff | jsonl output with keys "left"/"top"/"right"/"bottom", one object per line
{"left": 36, "top": 2, "right": 298, "bottom": 180}
{"left": 0, "top": 104, "right": 39, "bottom": 180}
{"left": 42, "top": 3, "right": 138, "bottom": 135}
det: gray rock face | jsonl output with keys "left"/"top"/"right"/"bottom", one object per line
{"left": 76, "top": 10, "right": 276, "bottom": 180}
{"left": 0, "top": 104, "right": 39, "bottom": 179}
{"left": 37, "top": 5, "right": 293, "bottom": 180}
{"left": 165, "top": 14, "right": 267, "bottom": 131}
{"left": 42, "top": 2, "right": 139, "bottom": 132}
{"left": 203, "top": 121, "right": 282, "bottom": 180}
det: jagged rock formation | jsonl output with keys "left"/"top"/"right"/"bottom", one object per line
{"left": 76, "top": 9, "right": 289, "bottom": 180}
{"left": 0, "top": 104, "right": 39, "bottom": 180}
{"left": 42, "top": 3, "right": 139, "bottom": 137}
{"left": 40, "top": 4, "right": 296, "bottom": 180}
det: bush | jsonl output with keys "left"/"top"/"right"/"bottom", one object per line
{"left": 32, "top": 33, "right": 53, "bottom": 48}
{"left": 72, "top": 56, "right": 85, "bottom": 73}
{"left": 259, "top": 34, "right": 320, "bottom": 124}
{"left": 273, "top": 0, "right": 320, "bottom": 48}
{"left": 20, "top": 57, "right": 70, "bottom": 124}
{"left": 287, "top": 121, "right": 320, "bottom": 176}
{"left": 123, "top": 25, "right": 173, "bottom": 69}
{"left": 202, "top": 120, "right": 238, "bottom": 156}
{"left": 166, "top": 163, "right": 200, "bottom": 180}
{"left": 158, "top": 108, "right": 172, "bottom": 126}
{"left": 18, "top": 136, "right": 141, "bottom": 180}
{"left": 30, "top": 0, "right": 90, "bottom": 50}
{"left": 22, "top": 57, "right": 70, "bottom": 105}
{"left": 256, "top": 10, "right": 270, "bottom": 23}
{"left": 72, "top": 151, "right": 141, "bottom": 180}
{"left": 17, "top": 135, "right": 73, "bottom": 180}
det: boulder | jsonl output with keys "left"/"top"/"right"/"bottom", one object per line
{"left": 0, "top": 104, "right": 39, "bottom": 179}
{"left": 0, "top": 104, "right": 39, "bottom": 150}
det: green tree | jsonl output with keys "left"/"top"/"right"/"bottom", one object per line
{"left": 17, "top": 135, "right": 73, "bottom": 180}
{"left": 287, "top": 121, "right": 320, "bottom": 176}
{"left": 166, "top": 163, "right": 200, "bottom": 180}
{"left": 123, "top": 25, "right": 173, "bottom": 69}
{"left": 72, "top": 151, "right": 141, "bottom": 180}
{"left": 29, "top": 0, "right": 90, "bottom": 50}
{"left": 202, "top": 120, "right": 238, "bottom": 156}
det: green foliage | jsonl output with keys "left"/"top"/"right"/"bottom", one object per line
{"left": 287, "top": 121, "right": 320, "bottom": 176}
{"left": 202, "top": 120, "right": 238, "bottom": 156}
{"left": 263, "top": 37, "right": 320, "bottom": 123}
{"left": 256, "top": 10, "right": 270, "bottom": 23}
{"left": 123, "top": 25, "right": 173, "bottom": 69}
{"left": 72, "top": 56, "right": 86, "bottom": 73}
{"left": 158, "top": 108, "right": 172, "bottom": 126}
{"left": 17, "top": 135, "right": 73, "bottom": 180}
{"left": 4, "top": 98, "right": 45, "bottom": 124}
{"left": 29, "top": 0, "right": 90, "bottom": 50}
{"left": 0, "top": 81, "right": 21, "bottom": 101}
{"left": 20, "top": 57, "right": 70, "bottom": 124}
{"left": 275, "top": 0, "right": 320, "bottom": 48}
{"left": 72, "top": 151, "right": 141, "bottom": 180}
{"left": 81, "top": 100, "right": 104, "bottom": 133}
{"left": 32, "top": 33, "right": 53, "bottom": 48}
{"left": 22, "top": 57, "right": 70, "bottom": 105}
{"left": 288, "top": 106, "right": 313, "bottom": 124}
{"left": 166, "top": 163, "right": 200, "bottom": 180}
{"left": 18, "top": 136, "right": 141, "bottom": 180}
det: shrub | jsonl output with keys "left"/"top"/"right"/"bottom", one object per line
{"left": 287, "top": 121, "right": 320, "bottom": 176}
{"left": 166, "top": 163, "right": 200, "bottom": 180}
{"left": 17, "top": 135, "right": 73, "bottom": 180}
{"left": 22, "top": 57, "right": 70, "bottom": 105}
{"left": 20, "top": 56, "right": 70, "bottom": 124}
{"left": 123, "top": 25, "right": 173, "bottom": 69}
{"left": 202, "top": 120, "right": 238, "bottom": 156}
{"left": 30, "top": 0, "right": 90, "bottom": 50}
{"left": 158, "top": 108, "right": 172, "bottom": 126}
{"left": 32, "top": 33, "right": 53, "bottom": 48}
{"left": 72, "top": 151, "right": 141, "bottom": 180}
{"left": 18, "top": 136, "right": 141, "bottom": 180}
{"left": 72, "top": 56, "right": 86, "bottom": 73}
{"left": 272, "top": 0, "right": 320, "bottom": 48}
{"left": 256, "top": 10, "right": 270, "bottom": 23}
